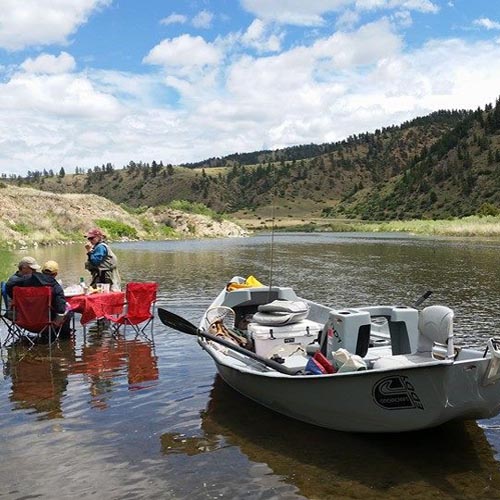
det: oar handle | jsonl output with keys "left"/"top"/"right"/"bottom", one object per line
{"left": 413, "top": 290, "right": 433, "bottom": 308}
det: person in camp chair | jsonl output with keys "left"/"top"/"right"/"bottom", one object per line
{"left": 6, "top": 258, "right": 73, "bottom": 338}
{"left": 4, "top": 256, "right": 42, "bottom": 314}
{"left": 84, "top": 228, "right": 121, "bottom": 291}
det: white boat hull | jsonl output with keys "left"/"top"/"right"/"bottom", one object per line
{"left": 203, "top": 344, "right": 500, "bottom": 432}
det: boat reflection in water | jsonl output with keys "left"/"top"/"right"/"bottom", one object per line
{"left": 5, "top": 331, "right": 159, "bottom": 417}
{"left": 161, "top": 375, "right": 500, "bottom": 499}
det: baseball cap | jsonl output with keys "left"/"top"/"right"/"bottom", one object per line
{"left": 18, "top": 256, "right": 41, "bottom": 271}
{"left": 85, "top": 228, "right": 105, "bottom": 239}
{"left": 42, "top": 260, "right": 59, "bottom": 274}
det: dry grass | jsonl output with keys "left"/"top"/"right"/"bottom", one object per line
{"left": 0, "top": 185, "right": 246, "bottom": 249}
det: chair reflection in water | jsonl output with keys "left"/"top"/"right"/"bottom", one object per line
{"left": 0, "top": 281, "right": 16, "bottom": 347}
{"left": 10, "top": 286, "right": 63, "bottom": 347}
{"left": 104, "top": 282, "right": 158, "bottom": 340}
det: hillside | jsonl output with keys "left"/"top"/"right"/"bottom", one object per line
{"left": 7, "top": 98, "right": 500, "bottom": 221}
{"left": 0, "top": 185, "right": 247, "bottom": 249}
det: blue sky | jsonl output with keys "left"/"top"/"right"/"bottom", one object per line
{"left": 1, "top": 0, "right": 500, "bottom": 175}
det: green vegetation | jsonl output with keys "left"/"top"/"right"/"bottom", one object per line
{"left": 10, "top": 222, "right": 31, "bottom": 234}
{"left": 94, "top": 219, "right": 139, "bottom": 239}
{"left": 356, "top": 215, "right": 500, "bottom": 237}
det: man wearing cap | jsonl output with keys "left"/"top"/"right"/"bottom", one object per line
{"left": 42, "top": 260, "right": 63, "bottom": 286}
{"left": 6, "top": 258, "right": 72, "bottom": 337}
{"left": 84, "top": 228, "right": 121, "bottom": 290}
{"left": 5, "top": 256, "right": 42, "bottom": 296}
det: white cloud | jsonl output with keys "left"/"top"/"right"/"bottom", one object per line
{"left": 473, "top": 18, "right": 500, "bottom": 31}
{"left": 313, "top": 19, "right": 402, "bottom": 68}
{"left": 335, "top": 9, "right": 361, "bottom": 29}
{"left": 0, "top": 71, "right": 122, "bottom": 119}
{"left": 192, "top": 10, "right": 214, "bottom": 29}
{"left": 0, "top": 0, "right": 111, "bottom": 51}
{"left": 241, "top": 19, "right": 284, "bottom": 53}
{"left": 160, "top": 13, "right": 188, "bottom": 26}
{"left": 21, "top": 52, "right": 76, "bottom": 75}
{"left": 143, "top": 35, "right": 221, "bottom": 74}
{"left": 240, "top": 0, "right": 437, "bottom": 25}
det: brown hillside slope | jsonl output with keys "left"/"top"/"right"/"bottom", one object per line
{"left": 0, "top": 185, "right": 247, "bottom": 249}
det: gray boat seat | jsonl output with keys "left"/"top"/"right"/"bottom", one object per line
{"left": 416, "top": 305, "right": 454, "bottom": 358}
{"left": 253, "top": 300, "right": 309, "bottom": 326}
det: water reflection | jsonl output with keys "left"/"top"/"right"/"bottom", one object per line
{"left": 4, "top": 331, "right": 158, "bottom": 417}
{"left": 6, "top": 342, "right": 73, "bottom": 419}
{"left": 161, "top": 376, "right": 500, "bottom": 499}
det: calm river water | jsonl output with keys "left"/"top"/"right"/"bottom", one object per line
{"left": 1, "top": 232, "right": 500, "bottom": 499}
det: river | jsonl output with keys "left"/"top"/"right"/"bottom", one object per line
{"left": 1, "top": 232, "right": 500, "bottom": 499}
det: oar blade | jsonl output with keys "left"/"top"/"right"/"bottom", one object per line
{"left": 158, "top": 308, "right": 199, "bottom": 336}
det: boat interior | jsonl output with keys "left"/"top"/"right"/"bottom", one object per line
{"left": 204, "top": 277, "right": 494, "bottom": 374}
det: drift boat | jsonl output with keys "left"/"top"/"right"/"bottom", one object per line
{"left": 158, "top": 276, "right": 500, "bottom": 433}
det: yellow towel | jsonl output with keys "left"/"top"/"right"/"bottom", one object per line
{"left": 227, "top": 275, "right": 264, "bottom": 291}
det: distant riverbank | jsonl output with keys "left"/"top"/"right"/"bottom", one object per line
{"left": 234, "top": 214, "right": 500, "bottom": 237}
{"left": 0, "top": 185, "right": 248, "bottom": 250}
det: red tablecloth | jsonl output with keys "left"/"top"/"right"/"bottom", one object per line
{"left": 67, "top": 291, "right": 125, "bottom": 325}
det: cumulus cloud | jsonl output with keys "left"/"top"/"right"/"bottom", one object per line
{"left": 21, "top": 52, "right": 76, "bottom": 75}
{"left": 0, "top": 0, "right": 111, "bottom": 51}
{"left": 241, "top": 19, "right": 284, "bottom": 53}
{"left": 0, "top": 71, "right": 122, "bottom": 118}
{"left": 143, "top": 35, "right": 221, "bottom": 74}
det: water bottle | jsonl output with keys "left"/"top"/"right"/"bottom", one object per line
{"left": 79, "top": 277, "right": 88, "bottom": 295}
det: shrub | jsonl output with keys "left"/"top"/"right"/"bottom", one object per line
{"left": 94, "top": 219, "right": 138, "bottom": 239}
{"left": 477, "top": 202, "right": 499, "bottom": 217}
{"left": 168, "top": 199, "right": 224, "bottom": 220}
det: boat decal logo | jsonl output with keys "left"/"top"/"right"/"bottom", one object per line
{"left": 373, "top": 375, "right": 424, "bottom": 410}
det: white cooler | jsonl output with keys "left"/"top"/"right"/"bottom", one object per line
{"left": 249, "top": 319, "right": 323, "bottom": 358}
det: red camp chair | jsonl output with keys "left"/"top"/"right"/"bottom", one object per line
{"left": 104, "top": 282, "right": 158, "bottom": 339}
{"left": 11, "top": 286, "right": 62, "bottom": 347}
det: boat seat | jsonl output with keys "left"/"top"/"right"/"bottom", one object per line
{"left": 252, "top": 300, "right": 309, "bottom": 326}
{"left": 416, "top": 305, "right": 454, "bottom": 358}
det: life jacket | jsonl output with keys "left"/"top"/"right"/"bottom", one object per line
{"left": 88, "top": 242, "right": 118, "bottom": 272}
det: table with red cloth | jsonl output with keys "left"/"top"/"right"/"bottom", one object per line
{"left": 67, "top": 291, "right": 125, "bottom": 326}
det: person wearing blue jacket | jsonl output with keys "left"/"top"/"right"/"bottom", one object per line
{"left": 84, "top": 228, "right": 121, "bottom": 290}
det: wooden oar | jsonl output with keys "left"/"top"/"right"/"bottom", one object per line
{"left": 157, "top": 308, "right": 302, "bottom": 376}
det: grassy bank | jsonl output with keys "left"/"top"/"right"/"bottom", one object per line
{"left": 234, "top": 215, "right": 500, "bottom": 237}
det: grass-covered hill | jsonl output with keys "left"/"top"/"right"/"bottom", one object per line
{"left": 7, "top": 97, "right": 500, "bottom": 221}
{"left": 0, "top": 185, "right": 247, "bottom": 249}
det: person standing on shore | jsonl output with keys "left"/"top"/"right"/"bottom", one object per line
{"left": 84, "top": 228, "right": 121, "bottom": 291}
